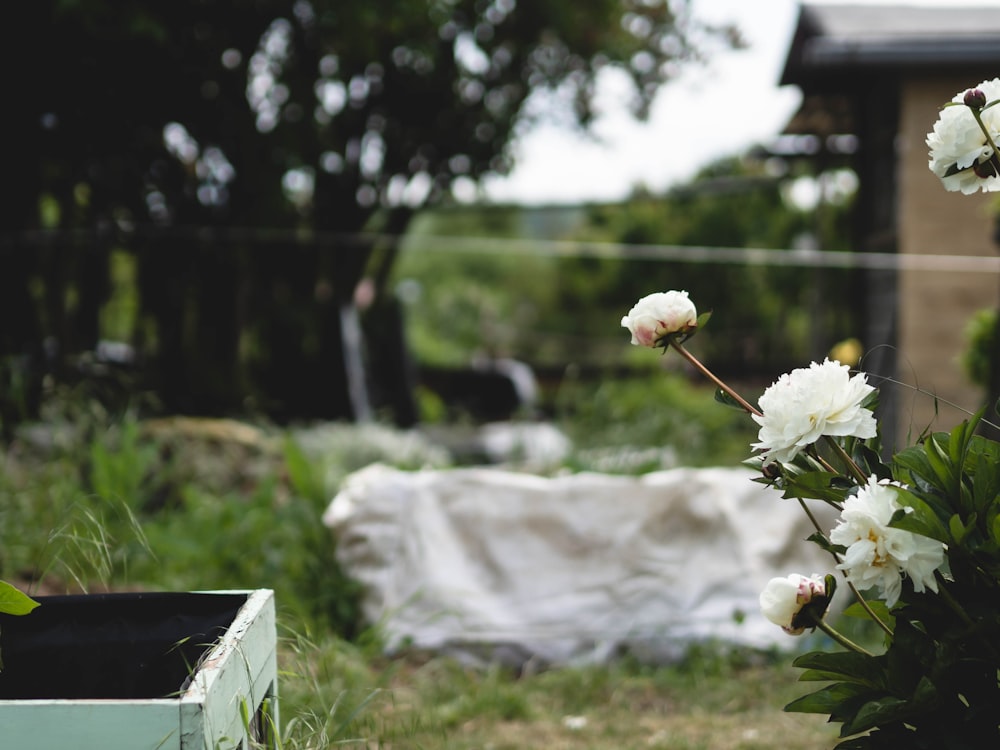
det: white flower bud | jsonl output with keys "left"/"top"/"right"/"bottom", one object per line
{"left": 620, "top": 290, "right": 698, "bottom": 348}
{"left": 759, "top": 574, "right": 827, "bottom": 635}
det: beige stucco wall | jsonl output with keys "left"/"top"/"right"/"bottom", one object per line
{"left": 895, "top": 75, "right": 999, "bottom": 440}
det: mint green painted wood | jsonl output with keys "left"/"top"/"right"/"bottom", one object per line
{"left": 0, "top": 700, "right": 183, "bottom": 750}
{"left": 0, "top": 589, "right": 277, "bottom": 750}
{"left": 180, "top": 588, "right": 279, "bottom": 749}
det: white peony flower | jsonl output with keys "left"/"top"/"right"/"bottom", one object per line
{"left": 621, "top": 290, "right": 698, "bottom": 347}
{"left": 759, "top": 573, "right": 827, "bottom": 635}
{"left": 751, "top": 359, "right": 877, "bottom": 464}
{"left": 927, "top": 78, "right": 1000, "bottom": 194}
{"left": 829, "top": 476, "right": 946, "bottom": 608}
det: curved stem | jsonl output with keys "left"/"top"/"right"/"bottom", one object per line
{"left": 663, "top": 336, "right": 895, "bottom": 637}
{"left": 795, "top": 497, "right": 893, "bottom": 637}
{"left": 668, "top": 339, "right": 762, "bottom": 417}
{"left": 844, "top": 580, "right": 894, "bottom": 638}
{"left": 805, "top": 445, "right": 841, "bottom": 478}
{"left": 813, "top": 618, "right": 875, "bottom": 657}
{"left": 934, "top": 572, "right": 975, "bottom": 628}
{"left": 796, "top": 496, "right": 835, "bottom": 534}
{"left": 972, "top": 108, "right": 1000, "bottom": 163}
{"left": 823, "top": 436, "right": 869, "bottom": 485}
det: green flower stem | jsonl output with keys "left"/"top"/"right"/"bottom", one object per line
{"left": 795, "top": 497, "right": 894, "bottom": 638}
{"left": 665, "top": 338, "right": 895, "bottom": 638}
{"left": 971, "top": 107, "right": 1000, "bottom": 171}
{"left": 811, "top": 616, "right": 876, "bottom": 657}
{"left": 844, "top": 579, "right": 894, "bottom": 638}
{"left": 805, "top": 446, "right": 841, "bottom": 479}
{"left": 796, "top": 496, "right": 831, "bottom": 537}
{"left": 823, "top": 435, "right": 869, "bottom": 485}
{"left": 668, "top": 340, "right": 762, "bottom": 417}
{"left": 934, "top": 572, "right": 975, "bottom": 629}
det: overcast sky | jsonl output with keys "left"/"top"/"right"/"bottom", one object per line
{"left": 479, "top": 0, "right": 997, "bottom": 205}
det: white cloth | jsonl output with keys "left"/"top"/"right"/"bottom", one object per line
{"left": 324, "top": 464, "right": 839, "bottom": 666}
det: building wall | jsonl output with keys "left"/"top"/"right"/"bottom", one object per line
{"left": 895, "top": 75, "right": 999, "bottom": 441}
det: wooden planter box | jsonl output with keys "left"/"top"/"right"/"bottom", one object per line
{"left": 0, "top": 589, "right": 277, "bottom": 750}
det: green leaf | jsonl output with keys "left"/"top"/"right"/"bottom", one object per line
{"left": 833, "top": 738, "right": 876, "bottom": 750}
{"left": 0, "top": 581, "right": 39, "bottom": 616}
{"left": 782, "top": 471, "right": 850, "bottom": 507}
{"left": 792, "top": 650, "right": 885, "bottom": 688}
{"left": 971, "top": 443, "right": 1000, "bottom": 514}
{"left": 853, "top": 443, "right": 891, "bottom": 482}
{"left": 842, "top": 696, "right": 912, "bottom": 736}
{"left": 713, "top": 388, "right": 745, "bottom": 411}
{"left": 948, "top": 513, "right": 976, "bottom": 545}
{"left": 890, "top": 487, "right": 950, "bottom": 542}
{"left": 947, "top": 408, "right": 982, "bottom": 465}
{"left": 924, "top": 434, "right": 959, "bottom": 500}
{"left": 784, "top": 681, "right": 874, "bottom": 716}
{"left": 842, "top": 599, "right": 892, "bottom": 624}
{"left": 893, "top": 446, "right": 937, "bottom": 492}
{"left": 840, "top": 676, "right": 938, "bottom": 737}
{"left": 805, "top": 531, "right": 843, "bottom": 556}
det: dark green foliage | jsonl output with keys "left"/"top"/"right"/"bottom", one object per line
{"left": 4, "top": 0, "right": 737, "bottom": 424}
{"left": 783, "top": 413, "right": 1000, "bottom": 747}
{"left": 396, "top": 156, "right": 860, "bottom": 385}
{"left": 564, "top": 158, "right": 860, "bottom": 376}
{"left": 554, "top": 372, "right": 760, "bottom": 469}
{"left": 961, "top": 308, "right": 996, "bottom": 388}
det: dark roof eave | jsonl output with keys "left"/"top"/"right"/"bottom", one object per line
{"left": 808, "top": 38, "right": 1000, "bottom": 66}
{"left": 783, "top": 37, "right": 1000, "bottom": 86}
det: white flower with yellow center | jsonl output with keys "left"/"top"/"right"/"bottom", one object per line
{"left": 829, "top": 476, "right": 946, "bottom": 607}
{"left": 751, "top": 359, "right": 877, "bottom": 465}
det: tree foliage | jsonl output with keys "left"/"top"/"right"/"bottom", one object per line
{"left": 2, "top": 0, "right": 738, "bottom": 422}
{"left": 9, "top": 0, "right": 738, "bottom": 232}
{"left": 564, "top": 156, "right": 860, "bottom": 376}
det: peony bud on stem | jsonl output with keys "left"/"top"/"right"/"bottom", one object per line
{"left": 964, "top": 87, "right": 987, "bottom": 109}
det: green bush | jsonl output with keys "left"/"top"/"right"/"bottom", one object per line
{"left": 555, "top": 370, "right": 761, "bottom": 470}
{"left": 962, "top": 307, "right": 996, "bottom": 387}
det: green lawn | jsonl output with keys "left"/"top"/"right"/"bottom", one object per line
{"left": 0, "top": 378, "right": 840, "bottom": 749}
{"left": 276, "top": 635, "right": 841, "bottom": 749}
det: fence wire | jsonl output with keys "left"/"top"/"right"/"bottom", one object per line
{"left": 5, "top": 227, "right": 1000, "bottom": 273}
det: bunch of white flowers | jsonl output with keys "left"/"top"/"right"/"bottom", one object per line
{"left": 622, "top": 76, "right": 1000, "bottom": 748}
{"left": 927, "top": 77, "right": 1000, "bottom": 193}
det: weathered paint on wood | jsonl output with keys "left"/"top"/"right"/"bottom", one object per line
{"left": 0, "top": 589, "right": 277, "bottom": 750}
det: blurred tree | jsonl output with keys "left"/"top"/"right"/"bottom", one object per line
{"left": 3, "top": 0, "right": 739, "bottom": 422}
{"left": 563, "top": 155, "right": 858, "bottom": 376}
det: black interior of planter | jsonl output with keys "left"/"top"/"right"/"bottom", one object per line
{"left": 0, "top": 591, "right": 248, "bottom": 700}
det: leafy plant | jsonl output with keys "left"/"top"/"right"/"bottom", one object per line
{"left": 780, "top": 414, "right": 1000, "bottom": 746}
{"left": 623, "top": 280, "right": 1000, "bottom": 746}
{"left": 961, "top": 307, "right": 996, "bottom": 388}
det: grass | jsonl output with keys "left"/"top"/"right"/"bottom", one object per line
{"left": 275, "top": 635, "right": 841, "bottom": 749}
{"left": 0, "top": 376, "right": 839, "bottom": 749}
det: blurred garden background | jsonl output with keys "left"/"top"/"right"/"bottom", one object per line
{"left": 3, "top": 0, "right": 999, "bottom": 747}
